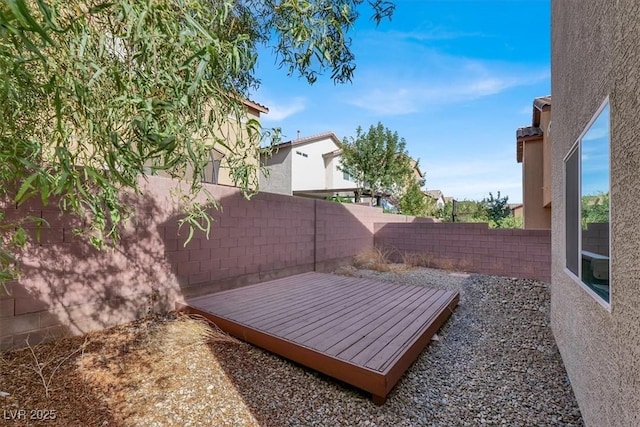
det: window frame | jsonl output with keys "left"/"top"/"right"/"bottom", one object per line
{"left": 563, "top": 97, "right": 612, "bottom": 310}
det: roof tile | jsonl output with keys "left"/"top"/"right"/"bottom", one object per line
{"left": 516, "top": 126, "right": 543, "bottom": 139}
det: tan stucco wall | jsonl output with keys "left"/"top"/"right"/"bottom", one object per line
{"left": 203, "top": 106, "right": 262, "bottom": 188}
{"left": 151, "top": 103, "right": 262, "bottom": 188}
{"left": 551, "top": 1, "right": 640, "bottom": 425}
{"left": 540, "top": 108, "right": 552, "bottom": 207}
{"left": 512, "top": 205, "right": 523, "bottom": 218}
{"left": 522, "top": 139, "right": 551, "bottom": 229}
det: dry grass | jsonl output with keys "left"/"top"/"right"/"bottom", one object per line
{"left": 352, "top": 247, "right": 397, "bottom": 272}
{"left": 401, "top": 251, "right": 433, "bottom": 268}
{"left": 400, "top": 252, "right": 473, "bottom": 273}
{"left": 0, "top": 312, "right": 261, "bottom": 426}
{"left": 351, "top": 248, "right": 473, "bottom": 274}
{"left": 352, "top": 247, "right": 474, "bottom": 274}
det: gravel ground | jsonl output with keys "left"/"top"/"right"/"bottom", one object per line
{"left": 342, "top": 267, "right": 584, "bottom": 427}
{"left": 1, "top": 267, "right": 583, "bottom": 426}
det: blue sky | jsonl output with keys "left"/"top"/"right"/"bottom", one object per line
{"left": 253, "top": 0, "right": 551, "bottom": 204}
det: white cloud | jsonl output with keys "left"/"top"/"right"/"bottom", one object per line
{"left": 346, "top": 58, "right": 549, "bottom": 116}
{"left": 347, "top": 88, "right": 419, "bottom": 115}
{"left": 261, "top": 97, "right": 306, "bottom": 121}
{"left": 385, "top": 27, "right": 485, "bottom": 42}
{"left": 344, "top": 32, "right": 550, "bottom": 116}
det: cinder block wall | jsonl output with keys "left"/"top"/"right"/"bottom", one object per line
{"left": 314, "top": 201, "right": 425, "bottom": 271}
{"left": 1, "top": 175, "right": 552, "bottom": 350}
{"left": 0, "top": 176, "right": 422, "bottom": 350}
{"left": 374, "top": 222, "right": 551, "bottom": 282}
{"left": 581, "top": 223, "right": 609, "bottom": 256}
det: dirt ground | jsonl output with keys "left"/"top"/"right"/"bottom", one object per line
{"left": 0, "top": 312, "right": 276, "bottom": 426}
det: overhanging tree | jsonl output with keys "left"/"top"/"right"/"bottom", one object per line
{"left": 0, "top": 0, "right": 395, "bottom": 285}
{"left": 340, "top": 122, "right": 415, "bottom": 205}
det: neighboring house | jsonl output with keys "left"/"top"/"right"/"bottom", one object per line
{"left": 551, "top": 1, "right": 639, "bottom": 426}
{"left": 408, "top": 158, "right": 425, "bottom": 183}
{"left": 147, "top": 98, "right": 268, "bottom": 187}
{"left": 508, "top": 203, "right": 523, "bottom": 218}
{"left": 259, "top": 132, "right": 358, "bottom": 199}
{"left": 516, "top": 96, "right": 551, "bottom": 229}
{"left": 260, "top": 131, "right": 424, "bottom": 202}
{"left": 204, "top": 98, "right": 269, "bottom": 187}
{"left": 424, "top": 190, "right": 446, "bottom": 209}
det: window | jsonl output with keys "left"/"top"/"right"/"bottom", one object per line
{"left": 338, "top": 164, "right": 355, "bottom": 182}
{"left": 202, "top": 153, "right": 221, "bottom": 184}
{"left": 564, "top": 100, "right": 610, "bottom": 304}
{"left": 295, "top": 150, "right": 308, "bottom": 158}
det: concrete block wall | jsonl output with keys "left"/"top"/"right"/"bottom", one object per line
{"left": 581, "top": 223, "right": 610, "bottom": 256}
{"left": 374, "top": 222, "right": 551, "bottom": 282}
{"left": 0, "top": 176, "right": 423, "bottom": 350}
{"left": 169, "top": 185, "right": 318, "bottom": 297}
{"left": 314, "top": 201, "right": 427, "bottom": 271}
{"left": 1, "top": 175, "right": 551, "bottom": 350}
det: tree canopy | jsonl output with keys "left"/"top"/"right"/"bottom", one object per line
{"left": 582, "top": 192, "right": 609, "bottom": 228}
{"left": 436, "top": 191, "right": 517, "bottom": 228}
{"left": 340, "top": 122, "right": 415, "bottom": 205}
{"left": 480, "top": 191, "right": 511, "bottom": 227}
{"left": 0, "top": 0, "right": 395, "bottom": 285}
{"left": 398, "top": 179, "right": 428, "bottom": 216}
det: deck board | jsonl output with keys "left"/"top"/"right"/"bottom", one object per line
{"left": 247, "top": 277, "right": 371, "bottom": 328}
{"left": 279, "top": 281, "right": 400, "bottom": 340}
{"left": 177, "top": 272, "right": 458, "bottom": 403}
{"left": 314, "top": 286, "right": 433, "bottom": 353}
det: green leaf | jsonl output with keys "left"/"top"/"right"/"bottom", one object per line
{"left": 12, "top": 227, "right": 27, "bottom": 247}
{"left": 0, "top": 0, "right": 395, "bottom": 285}
{"left": 14, "top": 0, "right": 56, "bottom": 45}
{"left": 88, "top": 2, "right": 115, "bottom": 14}
{"left": 15, "top": 173, "right": 38, "bottom": 205}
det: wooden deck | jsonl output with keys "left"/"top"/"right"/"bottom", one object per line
{"left": 177, "top": 272, "right": 459, "bottom": 404}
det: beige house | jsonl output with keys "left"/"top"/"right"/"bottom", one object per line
{"left": 551, "top": 1, "right": 639, "bottom": 425}
{"left": 204, "top": 99, "right": 268, "bottom": 187}
{"left": 148, "top": 98, "right": 268, "bottom": 188}
{"left": 516, "top": 96, "right": 551, "bottom": 229}
{"left": 509, "top": 203, "right": 523, "bottom": 218}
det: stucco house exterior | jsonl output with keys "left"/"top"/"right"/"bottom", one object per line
{"left": 516, "top": 96, "right": 551, "bottom": 229}
{"left": 203, "top": 99, "right": 269, "bottom": 187}
{"left": 147, "top": 98, "right": 268, "bottom": 188}
{"left": 551, "top": 1, "right": 640, "bottom": 425}
{"left": 259, "top": 132, "right": 360, "bottom": 199}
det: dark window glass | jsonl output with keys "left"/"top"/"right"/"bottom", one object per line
{"left": 565, "top": 147, "right": 579, "bottom": 276}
